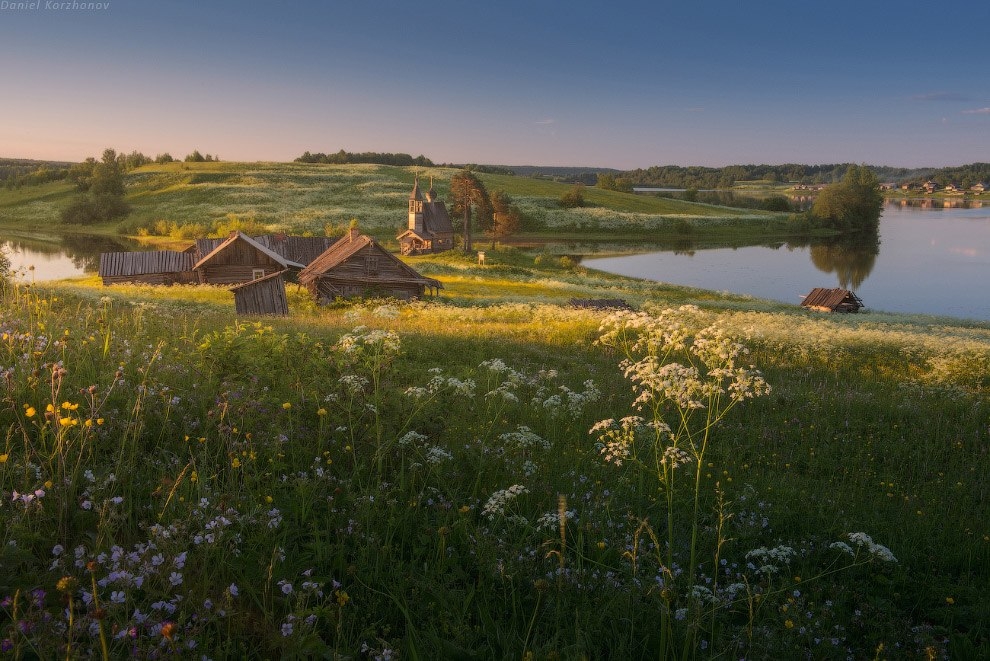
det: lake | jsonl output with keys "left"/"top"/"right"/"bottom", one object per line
{"left": 1, "top": 233, "right": 142, "bottom": 282}
{"left": 3, "top": 201, "right": 988, "bottom": 322}
{"left": 584, "top": 201, "right": 990, "bottom": 322}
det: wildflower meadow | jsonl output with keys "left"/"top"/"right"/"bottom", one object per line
{"left": 1, "top": 259, "right": 988, "bottom": 659}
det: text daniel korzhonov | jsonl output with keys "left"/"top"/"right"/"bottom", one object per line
{"left": 1, "top": 1, "right": 110, "bottom": 10}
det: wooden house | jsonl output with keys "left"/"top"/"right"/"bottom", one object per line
{"left": 801, "top": 288, "right": 864, "bottom": 313}
{"left": 397, "top": 177, "right": 455, "bottom": 255}
{"left": 193, "top": 232, "right": 306, "bottom": 285}
{"left": 971, "top": 183, "right": 986, "bottom": 194}
{"left": 298, "top": 228, "right": 442, "bottom": 302}
{"left": 230, "top": 271, "right": 289, "bottom": 316}
{"left": 98, "top": 250, "right": 197, "bottom": 286}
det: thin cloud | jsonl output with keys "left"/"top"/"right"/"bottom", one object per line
{"left": 961, "top": 107, "right": 990, "bottom": 115}
{"left": 911, "top": 92, "right": 971, "bottom": 102}
{"left": 534, "top": 119, "right": 556, "bottom": 125}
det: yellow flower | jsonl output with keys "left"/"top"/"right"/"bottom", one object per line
{"left": 24, "top": 406, "right": 36, "bottom": 418}
{"left": 946, "top": 597, "right": 955, "bottom": 605}
{"left": 282, "top": 402, "right": 292, "bottom": 410}
{"left": 265, "top": 495, "right": 273, "bottom": 503}
{"left": 784, "top": 619, "right": 794, "bottom": 629}
{"left": 96, "top": 418, "right": 105, "bottom": 426}
{"left": 231, "top": 457, "right": 241, "bottom": 469}
{"left": 317, "top": 408, "right": 327, "bottom": 416}
{"left": 0, "top": 454, "right": 8, "bottom": 464}
{"left": 335, "top": 590, "right": 350, "bottom": 607}
{"left": 44, "top": 480, "right": 53, "bottom": 489}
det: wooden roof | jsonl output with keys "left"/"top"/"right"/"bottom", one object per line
{"left": 297, "top": 232, "right": 440, "bottom": 288}
{"left": 801, "top": 288, "right": 864, "bottom": 311}
{"left": 193, "top": 232, "right": 305, "bottom": 271}
{"left": 99, "top": 250, "right": 195, "bottom": 277}
{"left": 195, "top": 235, "right": 336, "bottom": 266}
{"left": 422, "top": 200, "right": 453, "bottom": 235}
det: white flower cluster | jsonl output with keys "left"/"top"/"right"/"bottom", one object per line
{"left": 536, "top": 508, "right": 577, "bottom": 532}
{"left": 745, "top": 544, "right": 796, "bottom": 575}
{"left": 498, "top": 425, "right": 551, "bottom": 452}
{"left": 831, "top": 532, "right": 898, "bottom": 563}
{"left": 482, "top": 484, "right": 528, "bottom": 520}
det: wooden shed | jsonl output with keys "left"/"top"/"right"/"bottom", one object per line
{"left": 193, "top": 232, "right": 305, "bottom": 285}
{"left": 298, "top": 228, "right": 442, "bottom": 302}
{"left": 230, "top": 271, "right": 289, "bottom": 316}
{"left": 98, "top": 251, "right": 197, "bottom": 286}
{"left": 801, "top": 288, "right": 864, "bottom": 313}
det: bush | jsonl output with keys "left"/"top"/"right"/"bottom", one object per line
{"left": 559, "top": 184, "right": 585, "bottom": 208}
{"left": 60, "top": 195, "right": 130, "bottom": 225}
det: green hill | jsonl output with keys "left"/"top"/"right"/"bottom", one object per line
{"left": 0, "top": 161, "right": 778, "bottom": 246}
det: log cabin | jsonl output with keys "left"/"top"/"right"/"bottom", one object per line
{"left": 193, "top": 232, "right": 306, "bottom": 285}
{"left": 298, "top": 228, "right": 442, "bottom": 302}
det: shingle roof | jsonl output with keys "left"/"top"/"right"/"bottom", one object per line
{"left": 193, "top": 232, "right": 305, "bottom": 270}
{"left": 801, "top": 288, "right": 863, "bottom": 310}
{"left": 297, "top": 233, "right": 440, "bottom": 288}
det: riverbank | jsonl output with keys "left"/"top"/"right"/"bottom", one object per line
{"left": 1, "top": 251, "right": 987, "bottom": 658}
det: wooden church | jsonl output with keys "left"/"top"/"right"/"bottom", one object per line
{"left": 396, "top": 177, "right": 455, "bottom": 255}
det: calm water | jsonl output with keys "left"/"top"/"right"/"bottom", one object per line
{"left": 1, "top": 233, "right": 141, "bottom": 281}
{"left": 3, "top": 202, "right": 989, "bottom": 321}
{"left": 585, "top": 202, "right": 990, "bottom": 322}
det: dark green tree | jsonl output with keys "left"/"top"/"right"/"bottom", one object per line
{"left": 61, "top": 148, "right": 130, "bottom": 225}
{"left": 450, "top": 170, "right": 492, "bottom": 253}
{"left": 487, "top": 189, "right": 521, "bottom": 247}
{"left": 810, "top": 164, "right": 883, "bottom": 230}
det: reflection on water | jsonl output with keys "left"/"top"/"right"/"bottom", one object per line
{"left": 585, "top": 202, "right": 990, "bottom": 321}
{"left": 1, "top": 233, "right": 142, "bottom": 280}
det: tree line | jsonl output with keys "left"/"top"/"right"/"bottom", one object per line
{"left": 295, "top": 150, "right": 434, "bottom": 167}
{"left": 606, "top": 163, "right": 990, "bottom": 189}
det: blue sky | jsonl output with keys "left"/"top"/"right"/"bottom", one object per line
{"left": 2, "top": 0, "right": 988, "bottom": 168}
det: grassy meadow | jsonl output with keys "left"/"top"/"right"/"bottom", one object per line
{"left": 0, "top": 162, "right": 811, "bottom": 254}
{"left": 1, "top": 241, "right": 988, "bottom": 659}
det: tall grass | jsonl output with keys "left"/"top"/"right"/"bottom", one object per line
{"left": 1, "top": 266, "right": 987, "bottom": 658}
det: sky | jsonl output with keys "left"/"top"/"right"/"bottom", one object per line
{"left": 2, "top": 0, "right": 989, "bottom": 169}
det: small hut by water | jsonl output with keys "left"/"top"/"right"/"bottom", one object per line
{"left": 801, "top": 288, "right": 864, "bottom": 313}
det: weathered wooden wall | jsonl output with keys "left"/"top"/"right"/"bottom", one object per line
{"left": 231, "top": 275, "right": 289, "bottom": 316}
